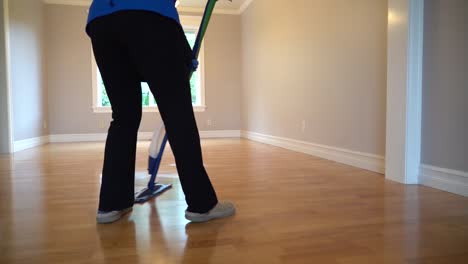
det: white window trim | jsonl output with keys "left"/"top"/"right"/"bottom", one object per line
{"left": 91, "top": 15, "right": 206, "bottom": 113}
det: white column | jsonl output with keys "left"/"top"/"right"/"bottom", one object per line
{"left": 385, "top": 0, "right": 424, "bottom": 184}
{"left": 1, "top": 0, "right": 13, "bottom": 154}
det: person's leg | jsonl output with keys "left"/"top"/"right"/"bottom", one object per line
{"left": 124, "top": 13, "right": 218, "bottom": 213}
{"left": 88, "top": 17, "right": 143, "bottom": 212}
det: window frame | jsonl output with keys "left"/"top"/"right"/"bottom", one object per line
{"left": 91, "top": 15, "right": 206, "bottom": 113}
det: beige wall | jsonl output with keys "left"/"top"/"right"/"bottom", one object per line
{"left": 422, "top": 0, "right": 468, "bottom": 172}
{"left": 241, "top": 0, "right": 388, "bottom": 156}
{"left": 45, "top": 5, "right": 241, "bottom": 135}
{"left": 0, "top": 0, "right": 10, "bottom": 152}
{"left": 9, "top": 0, "right": 48, "bottom": 141}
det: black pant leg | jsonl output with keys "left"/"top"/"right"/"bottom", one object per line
{"left": 124, "top": 13, "right": 218, "bottom": 213}
{"left": 88, "top": 17, "right": 143, "bottom": 211}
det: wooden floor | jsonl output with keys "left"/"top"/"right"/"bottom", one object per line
{"left": 0, "top": 139, "right": 467, "bottom": 264}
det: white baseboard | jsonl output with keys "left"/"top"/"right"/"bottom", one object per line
{"left": 49, "top": 130, "right": 241, "bottom": 143}
{"left": 133, "top": 130, "right": 241, "bottom": 140}
{"left": 241, "top": 131, "right": 385, "bottom": 173}
{"left": 200, "top": 130, "right": 241, "bottom": 138}
{"left": 419, "top": 164, "right": 468, "bottom": 197}
{"left": 11, "top": 130, "right": 241, "bottom": 151}
{"left": 13, "top": 136, "right": 49, "bottom": 152}
{"left": 49, "top": 133, "right": 110, "bottom": 143}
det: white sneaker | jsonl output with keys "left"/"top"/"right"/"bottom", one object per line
{"left": 185, "top": 202, "right": 236, "bottom": 223}
{"left": 96, "top": 207, "right": 132, "bottom": 224}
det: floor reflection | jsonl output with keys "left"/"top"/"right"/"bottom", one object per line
{"left": 95, "top": 198, "right": 194, "bottom": 263}
{"left": 383, "top": 185, "right": 421, "bottom": 262}
{"left": 180, "top": 221, "right": 227, "bottom": 264}
{"left": 95, "top": 212, "right": 141, "bottom": 264}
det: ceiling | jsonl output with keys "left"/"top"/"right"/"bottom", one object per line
{"left": 48, "top": 0, "right": 251, "bottom": 13}
{"left": 49, "top": 0, "right": 249, "bottom": 10}
{"left": 179, "top": 0, "right": 247, "bottom": 10}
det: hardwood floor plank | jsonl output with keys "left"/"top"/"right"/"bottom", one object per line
{"left": 0, "top": 139, "right": 467, "bottom": 264}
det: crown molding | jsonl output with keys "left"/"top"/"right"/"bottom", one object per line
{"left": 239, "top": 0, "right": 254, "bottom": 14}
{"left": 43, "top": 0, "right": 91, "bottom": 7}
{"left": 177, "top": 6, "right": 239, "bottom": 15}
{"left": 42, "top": 0, "right": 254, "bottom": 15}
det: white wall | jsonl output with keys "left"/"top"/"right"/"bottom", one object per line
{"left": 417, "top": 0, "right": 468, "bottom": 196}
{"left": 241, "top": 0, "right": 388, "bottom": 157}
{"left": 422, "top": 0, "right": 468, "bottom": 172}
{"left": 45, "top": 5, "right": 241, "bottom": 136}
{"left": 9, "top": 0, "right": 48, "bottom": 141}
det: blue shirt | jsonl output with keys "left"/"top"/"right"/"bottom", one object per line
{"left": 87, "top": 0, "right": 180, "bottom": 25}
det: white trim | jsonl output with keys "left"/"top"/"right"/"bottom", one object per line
{"left": 177, "top": 6, "right": 239, "bottom": 15}
{"left": 200, "top": 130, "right": 241, "bottom": 138}
{"left": 3, "top": 0, "right": 13, "bottom": 153}
{"left": 92, "top": 105, "right": 207, "bottom": 113}
{"left": 198, "top": 31, "right": 206, "bottom": 108}
{"left": 405, "top": 0, "right": 424, "bottom": 182}
{"left": 241, "top": 131, "right": 385, "bottom": 174}
{"left": 43, "top": 0, "right": 91, "bottom": 7}
{"left": 13, "top": 136, "right": 49, "bottom": 152}
{"left": 420, "top": 164, "right": 468, "bottom": 197}
{"left": 49, "top": 133, "right": 107, "bottom": 143}
{"left": 180, "top": 15, "right": 206, "bottom": 109}
{"left": 42, "top": 0, "right": 255, "bottom": 15}
{"left": 91, "top": 49, "right": 99, "bottom": 111}
{"left": 49, "top": 133, "right": 157, "bottom": 142}
{"left": 49, "top": 130, "right": 241, "bottom": 143}
{"left": 385, "top": 0, "right": 424, "bottom": 184}
{"left": 239, "top": 0, "right": 254, "bottom": 14}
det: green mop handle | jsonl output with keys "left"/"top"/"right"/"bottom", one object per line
{"left": 190, "top": 0, "right": 218, "bottom": 78}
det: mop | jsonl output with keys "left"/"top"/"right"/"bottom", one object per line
{"left": 135, "top": 0, "right": 230, "bottom": 203}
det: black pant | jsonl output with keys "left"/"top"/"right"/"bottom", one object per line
{"left": 87, "top": 11, "right": 218, "bottom": 213}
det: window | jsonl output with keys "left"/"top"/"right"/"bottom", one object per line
{"left": 92, "top": 16, "right": 205, "bottom": 113}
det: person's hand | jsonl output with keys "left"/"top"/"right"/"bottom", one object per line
{"left": 191, "top": 58, "right": 199, "bottom": 72}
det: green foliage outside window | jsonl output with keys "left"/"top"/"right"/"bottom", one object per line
{"left": 101, "top": 79, "right": 111, "bottom": 107}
